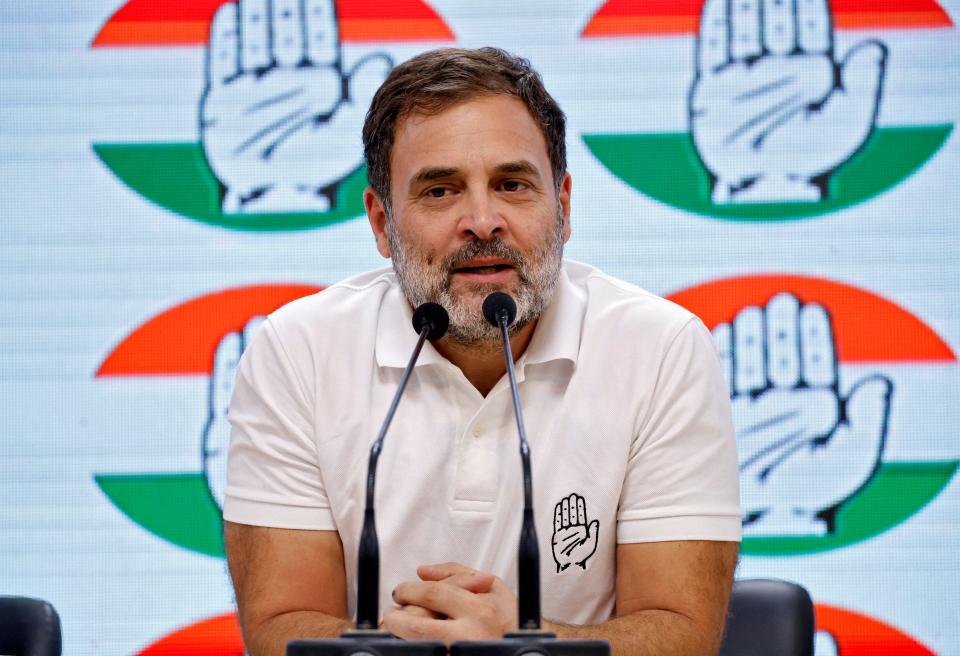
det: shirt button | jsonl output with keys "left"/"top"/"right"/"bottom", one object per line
{"left": 472, "top": 425, "right": 482, "bottom": 437}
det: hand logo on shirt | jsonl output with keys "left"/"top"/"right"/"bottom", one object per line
{"left": 552, "top": 493, "right": 600, "bottom": 572}
{"left": 712, "top": 292, "right": 891, "bottom": 536}
{"left": 202, "top": 316, "right": 266, "bottom": 509}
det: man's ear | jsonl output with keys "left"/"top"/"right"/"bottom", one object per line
{"left": 559, "top": 172, "right": 572, "bottom": 244}
{"left": 364, "top": 187, "right": 392, "bottom": 258}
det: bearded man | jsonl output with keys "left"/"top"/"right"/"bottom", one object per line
{"left": 223, "top": 47, "right": 741, "bottom": 656}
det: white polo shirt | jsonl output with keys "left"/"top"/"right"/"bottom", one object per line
{"left": 224, "top": 260, "right": 741, "bottom": 625}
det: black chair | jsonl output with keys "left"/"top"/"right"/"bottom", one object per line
{"left": 719, "top": 579, "right": 814, "bottom": 656}
{"left": 0, "top": 597, "right": 62, "bottom": 656}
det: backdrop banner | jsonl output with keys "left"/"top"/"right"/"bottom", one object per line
{"left": 1, "top": 1, "right": 958, "bottom": 654}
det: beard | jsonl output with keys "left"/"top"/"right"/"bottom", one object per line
{"left": 387, "top": 214, "right": 565, "bottom": 347}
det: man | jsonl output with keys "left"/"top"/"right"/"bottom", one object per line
{"left": 224, "top": 48, "right": 741, "bottom": 656}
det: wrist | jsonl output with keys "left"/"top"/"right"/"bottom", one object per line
{"left": 712, "top": 174, "right": 822, "bottom": 203}
{"left": 222, "top": 184, "right": 332, "bottom": 214}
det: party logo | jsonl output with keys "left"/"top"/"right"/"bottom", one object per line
{"left": 94, "top": 284, "right": 321, "bottom": 556}
{"left": 582, "top": 0, "right": 954, "bottom": 220}
{"left": 90, "top": 0, "right": 454, "bottom": 231}
{"left": 668, "top": 275, "right": 958, "bottom": 555}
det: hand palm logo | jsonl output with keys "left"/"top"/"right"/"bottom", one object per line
{"left": 690, "top": 0, "right": 887, "bottom": 204}
{"left": 712, "top": 293, "right": 892, "bottom": 536}
{"left": 552, "top": 493, "right": 600, "bottom": 572}
{"left": 200, "top": 0, "right": 391, "bottom": 214}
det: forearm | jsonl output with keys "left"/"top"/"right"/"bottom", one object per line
{"left": 544, "top": 609, "right": 719, "bottom": 656}
{"left": 244, "top": 611, "right": 353, "bottom": 656}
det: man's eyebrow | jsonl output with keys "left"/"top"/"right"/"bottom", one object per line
{"left": 494, "top": 160, "right": 541, "bottom": 178}
{"left": 410, "top": 167, "right": 460, "bottom": 187}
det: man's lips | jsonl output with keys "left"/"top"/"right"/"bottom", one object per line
{"left": 451, "top": 259, "right": 516, "bottom": 282}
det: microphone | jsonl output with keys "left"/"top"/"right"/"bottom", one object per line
{"left": 355, "top": 301, "right": 449, "bottom": 630}
{"left": 481, "top": 292, "right": 541, "bottom": 632}
{"left": 288, "top": 303, "right": 448, "bottom": 655}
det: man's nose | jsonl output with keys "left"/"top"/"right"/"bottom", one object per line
{"left": 458, "top": 192, "right": 507, "bottom": 240}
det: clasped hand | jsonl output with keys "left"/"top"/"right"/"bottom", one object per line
{"left": 383, "top": 562, "right": 518, "bottom": 644}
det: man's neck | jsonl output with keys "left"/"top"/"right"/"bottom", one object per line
{"left": 433, "top": 320, "right": 538, "bottom": 396}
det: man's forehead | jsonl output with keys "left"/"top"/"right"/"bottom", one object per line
{"left": 390, "top": 96, "right": 549, "bottom": 174}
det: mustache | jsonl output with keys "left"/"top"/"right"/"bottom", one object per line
{"left": 441, "top": 238, "right": 525, "bottom": 273}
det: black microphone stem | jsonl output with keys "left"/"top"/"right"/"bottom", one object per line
{"left": 497, "top": 317, "right": 541, "bottom": 631}
{"left": 356, "top": 323, "right": 431, "bottom": 630}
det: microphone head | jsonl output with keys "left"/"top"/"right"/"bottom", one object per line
{"left": 482, "top": 291, "right": 517, "bottom": 327}
{"left": 412, "top": 302, "right": 449, "bottom": 340}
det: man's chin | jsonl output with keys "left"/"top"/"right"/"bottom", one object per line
{"left": 450, "top": 277, "right": 519, "bottom": 301}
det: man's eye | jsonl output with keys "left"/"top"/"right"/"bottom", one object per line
{"left": 426, "top": 187, "right": 448, "bottom": 198}
{"left": 501, "top": 180, "right": 527, "bottom": 192}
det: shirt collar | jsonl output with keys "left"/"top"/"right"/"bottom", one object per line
{"left": 375, "top": 278, "right": 447, "bottom": 368}
{"left": 375, "top": 263, "right": 585, "bottom": 369}
{"left": 520, "top": 265, "right": 585, "bottom": 367}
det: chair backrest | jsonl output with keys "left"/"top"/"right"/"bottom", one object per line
{"left": 718, "top": 579, "right": 814, "bottom": 656}
{"left": 0, "top": 597, "right": 62, "bottom": 656}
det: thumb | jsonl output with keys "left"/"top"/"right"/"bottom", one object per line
{"left": 842, "top": 374, "right": 892, "bottom": 440}
{"left": 587, "top": 520, "right": 600, "bottom": 546}
{"left": 832, "top": 40, "right": 887, "bottom": 127}
{"left": 347, "top": 53, "right": 393, "bottom": 106}
{"left": 839, "top": 40, "right": 887, "bottom": 96}
{"left": 417, "top": 563, "right": 495, "bottom": 593}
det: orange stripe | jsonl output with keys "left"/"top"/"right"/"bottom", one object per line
{"left": 582, "top": 15, "right": 697, "bottom": 36}
{"left": 138, "top": 613, "right": 244, "bottom": 656}
{"left": 339, "top": 17, "right": 454, "bottom": 41}
{"left": 581, "top": 7, "right": 953, "bottom": 36}
{"left": 666, "top": 275, "right": 956, "bottom": 363}
{"left": 834, "top": 10, "right": 954, "bottom": 28}
{"left": 815, "top": 605, "right": 936, "bottom": 655}
{"left": 97, "top": 285, "right": 321, "bottom": 377}
{"left": 92, "top": 20, "right": 209, "bottom": 46}
{"left": 92, "top": 17, "right": 455, "bottom": 47}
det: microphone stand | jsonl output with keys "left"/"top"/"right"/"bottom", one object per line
{"left": 451, "top": 293, "right": 608, "bottom": 656}
{"left": 287, "top": 303, "right": 448, "bottom": 656}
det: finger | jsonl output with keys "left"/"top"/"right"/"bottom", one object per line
{"left": 730, "top": 0, "right": 762, "bottom": 61}
{"left": 762, "top": 0, "right": 796, "bottom": 56}
{"left": 713, "top": 322, "right": 734, "bottom": 395}
{"left": 347, "top": 53, "right": 393, "bottom": 106}
{"left": 576, "top": 496, "right": 586, "bottom": 526}
{"left": 561, "top": 495, "right": 570, "bottom": 528}
{"left": 395, "top": 605, "right": 443, "bottom": 620}
{"left": 436, "top": 572, "right": 496, "bottom": 594}
{"left": 797, "top": 0, "right": 832, "bottom": 55}
{"left": 836, "top": 375, "right": 892, "bottom": 456}
{"left": 587, "top": 520, "right": 599, "bottom": 543}
{"left": 568, "top": 493, "right": 580, "bottom": 526}
{"left": 697, "top": 0, "right": 729, "bottom": 73}
{"left": 835, "top": 40, "right": 887, "bottom": 115}
{"left": 765, "top": 293, "right": 801, "bottom": 389}
{"left": 211, "top": 331, "right": 242, "bottom": 416}
{"left": 392, "top": 581, "right": 475, "bottom": 619}
{"left": 418, "top": 562, "right": 473, "bottom": 579}
{"left": 239, "top": 0, "right": 271, "bottom": 71}
{"left": 554, "top": 502, "right": 562, "bottom": 533}
{"left": 270, "top": 0, "right": 305, "bottom": 67}
{"left": 733, "top": 306, "right": 766, "bottom": 394}
{"left": 208, "top": 2, "right": 239, "bottom": 85}
{"left": 304, "top": 0, "right": 340, "bottom": 67}
{"left": 382, "top": 607, "right": 448, "bottom": 643}
{"left": 799, "top": 303, "right": 836, "bottom": 387}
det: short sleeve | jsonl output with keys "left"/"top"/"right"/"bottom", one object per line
{"left": 223, "top": 318, "right": 337, "bottom": 530}
{"left": 617, "top": 317, "right": 742, "bottom": 543}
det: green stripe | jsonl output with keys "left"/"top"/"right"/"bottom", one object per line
{"left": 92, "top": 142, "right": 368, "bottom": 231}
{"left": 583, "top": 125, "right": 952, "bottom": 221}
